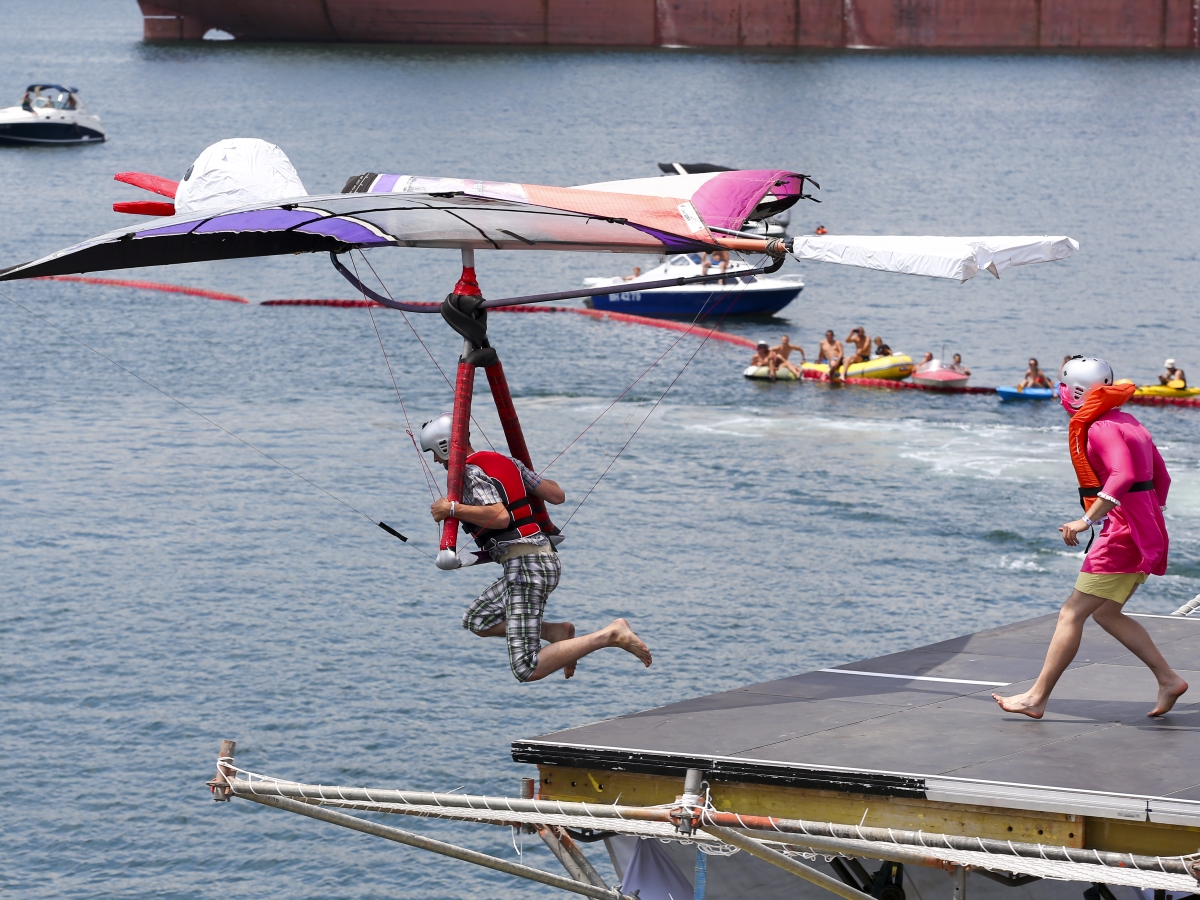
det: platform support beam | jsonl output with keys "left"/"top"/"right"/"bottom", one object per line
{"left": 953, "top": 865, "right": 967, "bottom": 900}
{"left": 239, "top": 791, "right": 635, "bottom": 900}
{"left": 703, "top": 824, "right": 875, "bottom": 900}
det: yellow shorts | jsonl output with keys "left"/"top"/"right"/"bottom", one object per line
{"left": 1074, "top": 571, "right": 1148, "bottom": 603}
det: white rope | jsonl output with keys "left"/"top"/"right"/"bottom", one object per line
{"left": 217, "top": 762, "right": 1199, "bottom": 890}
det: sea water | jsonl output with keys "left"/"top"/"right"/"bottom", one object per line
{"left": 2, "top": 3, "right": 1199, "bottom": 896}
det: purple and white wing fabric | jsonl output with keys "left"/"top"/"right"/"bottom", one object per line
{"left": 0, "top": 189, "right": 718, "bottom": 282}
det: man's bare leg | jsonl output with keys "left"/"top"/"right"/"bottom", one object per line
{"left": 479, "top": 621, "right": 579, "bottom": 678}
{"left": 1092, "top": 590, "right": 1188, "bottom": 716}
{"left": 993, "top": 590, "right": 1108, "bottom": 718}
{"left": 523, "top": 618, "right": 651, "bottom": 683}
{"left": 541, "top": 621, "right": 578, "bottom": 679}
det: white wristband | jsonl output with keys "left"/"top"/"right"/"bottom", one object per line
{"left": 1080, "top": 514, "right": 1093, "bottom": 527}
{"left": 450, "top": 501, "right": 457, "bottom": 518}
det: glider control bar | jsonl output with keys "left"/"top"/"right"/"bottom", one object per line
{"left": 330, "top": 245, "right": 787, "bottom": 313}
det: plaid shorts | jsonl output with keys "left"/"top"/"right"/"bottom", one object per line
{"left": 462, "top": 551, "right": 561, "bottom": 682}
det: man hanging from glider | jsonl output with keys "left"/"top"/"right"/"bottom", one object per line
{"left": 993, "top": 357, "right": 1187, "bottom": 719}
{"left": 420, "top": 414, "right": 652, "bottom": 683}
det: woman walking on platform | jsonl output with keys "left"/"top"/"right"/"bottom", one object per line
{"left": 993, "top": 357, "right": 1188, "bottom": 719}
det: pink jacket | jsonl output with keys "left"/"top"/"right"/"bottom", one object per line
{"left": 1080, "top": 409, "right": 1170, "bottom": 575}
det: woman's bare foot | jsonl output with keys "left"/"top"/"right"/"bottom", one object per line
{"left": 992, "top": 691, "right": 1045, "bottom": 719}
{"left": 607, "top": 618, "right": 652, "bottom": 667}
{"left": 1149, "top": 679, "right": 1188, "bottom": 717}
{"left": 542, "top": 622, "right": 577, "bottom": 678}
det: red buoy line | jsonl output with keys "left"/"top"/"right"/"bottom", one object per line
{"left": 35, "top": 275, "right": 1200, "bottom": 408}
{"left": 39, "top": 275, "right": 249, "bottom": 303}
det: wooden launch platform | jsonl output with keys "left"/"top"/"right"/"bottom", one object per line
{"left": 514, "top": 614, "right": 1200, "bottom": 860}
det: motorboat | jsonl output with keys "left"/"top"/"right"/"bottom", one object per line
{"left": 0, "top": 85, "right": 105, "bottom": 145}
{"left": 583, "top": 253, "right": 804, "bottom": 318}
{"left": 911, "top": 358, "right": 970, "bottom": 389}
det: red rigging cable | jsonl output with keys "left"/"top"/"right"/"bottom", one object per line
{"left": 356, "top": 252, "right": 497, "bottom": 452}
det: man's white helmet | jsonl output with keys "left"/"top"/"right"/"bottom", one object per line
{"left": 419, "top": 412, "right": 454, "bottom": 461}
{"left": 1059, "top": 356, "right": 1114, "bottom": 409}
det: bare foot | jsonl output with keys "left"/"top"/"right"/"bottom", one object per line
{"left": 1149, "top": 679, "right": 1188, "bottom": 717}
{"left": 607, "top": 618, "right": 652, "bottom": 668}
{"left": 542, "top": 622, "right": 577, "bottom": 678}
{"left": 992, "top": 691, "right": 1045, "bottom": 719}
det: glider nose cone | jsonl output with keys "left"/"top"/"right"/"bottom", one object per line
{"left": 436, "top": 549, "right": 462, "bottom": 570}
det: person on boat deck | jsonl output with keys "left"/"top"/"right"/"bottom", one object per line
{"left": 770, "top": 335, "right": 804, "bottom": 375}
{"left": 994, "top": 358, "right": 1187, "bottom": 719}
{"left": 1159, "top": 358, "right": 1187, "bottom": 387}
{"left": 1018, "top": 358, "right": 1052, "bottom": 389}
{"left": 818, "top": 330, "right": 844, "bottom": 379}
{"left": 950, "top": 353, "right": 970, "bottom": 375}
{"left": 842, "top": 327, "right": 871, "bottom": 376}
{"left": 421, "top": 414, "right": 652, "bottom": 684}
{"left": 621, "top": 266, "right": 642, "bottom": 282}
{"left": 750, "top": 341, "right": 787, "bottom": 380}
{"left": 700, "top": 250, "right": 729, "bottom": 281}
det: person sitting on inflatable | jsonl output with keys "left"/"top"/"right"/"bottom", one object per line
{"left": 750, "top": 341, "right": 785, "bottom": 381}
{"left": 818, "top": 330, "right": 844, "bottom": 382}
{"left": 770, "top": 335, "right": 804, "bottom": 376}
{"left": 1018, "top": 357, "right": 1052, "bottom": 390}
{"left": 993, "top": 357, "right": 1187, "bottom": 719}
{"left": 1158, "top": 358, "right": 1187, "bottom": 388}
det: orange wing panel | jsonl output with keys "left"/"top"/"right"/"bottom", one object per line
{"left": 522, "top": 184, "right": 712, "bottom": 242}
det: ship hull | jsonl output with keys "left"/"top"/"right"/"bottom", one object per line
{"left": 138, "top": 0, "right": 1200, "bottom": 49}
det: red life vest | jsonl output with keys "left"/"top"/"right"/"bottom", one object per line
{"left": 462, "top": 450, "right": 540, "bottom": 553}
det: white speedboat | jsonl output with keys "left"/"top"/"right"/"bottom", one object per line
{"left": 583, "top": 253, "right": 804, "bottom": 318}
{"left": 0, "top": 85, "right": 105, "bottom": 145}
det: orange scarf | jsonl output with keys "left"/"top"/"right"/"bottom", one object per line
{"left": 1067, "top": 383, "right": 1136, "bottom": 514}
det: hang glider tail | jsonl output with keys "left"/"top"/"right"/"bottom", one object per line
{"left": 789, "top": 234, "right": 1079, "bottom": 283}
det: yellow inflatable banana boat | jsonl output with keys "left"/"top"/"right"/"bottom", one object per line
{"left": 1116, "top": 378, "right": 1200, "bottom": 398}
{"left": 802, "top": 355, "right": 913, "bottom": 381}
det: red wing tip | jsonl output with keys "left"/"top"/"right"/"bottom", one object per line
{"left": 113, "top": 171, "right": 181, "bottom": 199}
{"left": 113, "top": 200, "right": 177, "bottom": 216}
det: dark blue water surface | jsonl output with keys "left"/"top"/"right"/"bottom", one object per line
{"left": 3, "top": 3, "right": 1200, "bottom": 896}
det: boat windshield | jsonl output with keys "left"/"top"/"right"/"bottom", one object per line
{"left": 22, "top": 86, "right": 78, "bottom": 111}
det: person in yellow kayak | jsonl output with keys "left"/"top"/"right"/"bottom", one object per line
{"left": 1158, "top": 358, "right": 1186, "bottom": 388}
{"left": 1018, "top": 357, "right": 1053, "bottom": 390}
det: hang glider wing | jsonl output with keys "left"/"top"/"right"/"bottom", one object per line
{"left": 575, "top": 169, "right": 813, "bottom": 231}
{"left": 0, "top": 185, "right": 723, "bottom": 282}
{"left": 788, "top": 234, "right": 1079, "bottom": 283}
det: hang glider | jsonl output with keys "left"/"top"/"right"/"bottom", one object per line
{"left": 2, "top": 137, "right": 1076, "bottom": 289}
{"left": 2, "top": 173, "right": 808, "bottom": 283}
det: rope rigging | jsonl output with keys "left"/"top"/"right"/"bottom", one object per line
{"left": 349, "top": 247, "right": 761, "bottom": 555}
{"left": 0, "top": 286, "right": 432, "bottom": 560}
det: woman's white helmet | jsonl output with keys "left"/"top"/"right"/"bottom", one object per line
{"left": 1059, "top": 356, "right": 1114, "bottom": 409}
{"left": 419, "top": 412, "right": 454, "bottom": 461}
